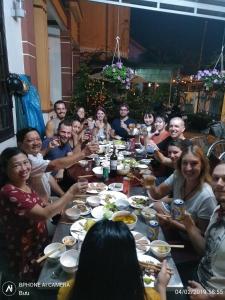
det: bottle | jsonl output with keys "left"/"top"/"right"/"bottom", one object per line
{"left": 110, "top": 145, "right": 118, "bottom": 177}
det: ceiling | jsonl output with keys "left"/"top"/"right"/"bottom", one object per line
{"left": 88, "top": 0, "right": 225, "bottom": 21}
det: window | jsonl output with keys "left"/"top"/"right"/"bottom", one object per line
{"left": 0, "top": 0, "right": 14, "bottom": 142}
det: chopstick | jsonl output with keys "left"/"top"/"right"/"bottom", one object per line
{"left": 139, "top": 261, "right": 173, "bottom": 274}
{"left": 78, "top": 175, "right": 94, "bottom": 178}
{"left": 36, "top": 244, "right": 65, "bottom": 264}
{"left": 150, "top": 244, "right": 184, "bottom": 249}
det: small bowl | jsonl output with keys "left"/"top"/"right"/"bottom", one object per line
{"left": 112, "top": 210, "right": 137, "bottom": 230}
{"left": 86, "top": 196, "right": 101, "bottom": 207}
{"left": 115, "top": 199, "right": 130, "bottom": 210}
{"left": 92, "top": 166, "right": 103, "bottom": 178}
{"left": 65, "top": 207, "right": 81, "bottom": 221}
{"left": 141, "top": 207, "right": 157, "bottom": 221}
{"left": 60, "top": 249, "right": 79, "bottom": 273}
{"left": 150, "top": 240, "right": 171, "bottom": 259}
{"left": 117, "top": 164, "right": 130, "bottom": 176}
{"left": 44, "top": 242, "right": 66, "bottom": 262}
{"left": 78, "top": 160, "right": 88, "bottom": 167}
{"left": 62, "top": 236, "right": 77, "bottom": 248}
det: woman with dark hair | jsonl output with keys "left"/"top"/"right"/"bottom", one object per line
{"left": 148, "top": 145, "right": 217, "bottom": 233}
{"left": 0, "top": 147, "right": 87, "bottom": 282}
{"left": 151, "top": 115, "right": 169, "bottom": 145}
{"left": 76, "top": 107, "right": 86, "bottom": 125}
{"left": 58, "top": 220, "right": 170, "bottom": 300}
{"left": 93, "top": 106, "right": 111, "bottom": 141}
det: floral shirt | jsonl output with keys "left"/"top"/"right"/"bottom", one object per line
{"left": 0, "top": 184, "right": 49, "bottom": 282}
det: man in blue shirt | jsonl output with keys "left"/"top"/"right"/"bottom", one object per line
{"left": 111, "top": 103, "right": 136, "bottom": 140}
{"left": 42, "top": 119, "right": 72, "bottom": 177}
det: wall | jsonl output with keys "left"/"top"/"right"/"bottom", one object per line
{"left": 48, "top": 26, "right": 62, "bottom": 104}
{"left": 0, "top": 0, "right": 24, "bottom": 152}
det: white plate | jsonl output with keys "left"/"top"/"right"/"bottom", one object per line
{"left": 73, "top": 204, "right": 91, "bottom": 216}
{"left": 115, "top": 144, "right": 126, "bottom": 150}
{"left": 91, "top": 206, "right": 105, "bottom": 220}
{"left": 87, "top": 182, "right": 108, "bottom": 194}
{"left": 108, "top": 183, "right": 123, "bottom": 192}
{"left": 137, "top": 164, "right": 148, "bottom": 169}
{"left": 128, "top": 195, "right": 149, "bottom": 209}
{"left": 132, "top": 231, "right": 150, "bottom": 254}
{"left": 120, "top": 150, "right": 132, "bottom": 156}
{"left": 140, "top": 159, "right": 152, "bottom": 165}
{"left": 99, "top": 191, "right": 128, "bottom": 205}
{"left": 137, "top": 254, "right": 160, "bottom": 287}
{"left": 70, "top": 219, "right": 87, "bottom": 241}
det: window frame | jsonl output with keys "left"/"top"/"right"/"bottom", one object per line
{"left": 0, "top": 0, "right": 14, "bottom": 142}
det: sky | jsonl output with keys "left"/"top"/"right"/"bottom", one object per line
{"left": 130, "top": 8, "right": 225, "bottom": 74}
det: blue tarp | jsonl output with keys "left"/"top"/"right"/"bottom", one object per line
{"left": 16, "top": 75, "right": 45, "bottom": 137}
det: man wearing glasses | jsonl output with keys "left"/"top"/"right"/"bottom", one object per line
{"left": 111, "top": 103, "right": 136, "bottom": 140}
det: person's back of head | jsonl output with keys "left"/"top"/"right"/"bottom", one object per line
{"left": 69, "top": 220, "right": 145, "bottom": 300}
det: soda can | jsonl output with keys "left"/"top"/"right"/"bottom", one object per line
{"left": 123, "top": 177, "right": 130, "bottom": 196}
{"left": 147, "top": 220, "right": 159, "bottom": 241}
{"left": 103, "top": 167, "right": 109, "bottom": 182}
{"left": 172, "top": 199, "right": 185, "bottom": 221}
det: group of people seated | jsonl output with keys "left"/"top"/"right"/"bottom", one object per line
{"left": 0, "top": 100, "right": 224, "bottom": 300}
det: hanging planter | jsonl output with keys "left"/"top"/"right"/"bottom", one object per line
{"left": 102, "top": 36, "right": 134, "bottom": 90}
{"left": 102, "top": 62, "right": 134, "bottom": 90}
{"left": 195, "top": 69, "right": 225, "bottom": 90}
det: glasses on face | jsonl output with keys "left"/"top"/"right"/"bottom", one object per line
{"left": 120, "top": 109, "right": 128, "bottom": 111}
{"left": 24, "top": 138, "right": 41, "bottom": 143}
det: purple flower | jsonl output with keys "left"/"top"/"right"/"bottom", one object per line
{"left": 116, "top": 62, "right": 123, "bottom": 69}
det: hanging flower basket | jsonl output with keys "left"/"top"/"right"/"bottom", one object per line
{"left": 102, "top": 62, "right": 134, "bottom": 90}
{"left": 195, "top": 69, "right": 225, "bottom": 90}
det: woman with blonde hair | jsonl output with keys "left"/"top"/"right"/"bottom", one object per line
{"left": 148, "top": 145, "right": 217, "bottom": 233}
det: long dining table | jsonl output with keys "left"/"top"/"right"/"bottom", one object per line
{"left": 37, "top": 174, "right": 184, "bottom": 292}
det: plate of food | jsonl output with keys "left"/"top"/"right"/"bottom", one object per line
{"left": 137, "top": 254, "right": 160, "bottom": 287}
{"left": 108, "top": 182, "right": 123, "bottom": 192}
{"left": 87, "top": 182, "right": 108, "bottom": 194}
{"left": 132, "top": 231, "right": 151, "bottom": 254}
{"left": 70, "top": 218, "right": 96, "bottom": 241}
{"left": 99, "top": 191, "right": 128, "bottom": 205}
{"left": 128, "top": 195, "right": 149, "bottom": 209}
{"left": 73, "top": 203, "right": 91, "bottom": 216}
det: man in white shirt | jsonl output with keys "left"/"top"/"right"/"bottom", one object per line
{"left": 17, "top": 127, "right": 98, "bottom": 203}
{"left": 183, "top": 162, "right": 225, "bottom": 299}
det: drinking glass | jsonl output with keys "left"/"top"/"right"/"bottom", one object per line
{"left": 143, "top": 175, "right": 156, "bottom": 189}
{"left": 77, "top": 177, "right": 88, "bottom": 193}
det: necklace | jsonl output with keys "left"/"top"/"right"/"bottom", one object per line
{"left": 182, "top": 181, "right": 200, "bottom": 200}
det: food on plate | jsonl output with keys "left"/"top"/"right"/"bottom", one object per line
{"left": 122, "top": 158, "right": 137, "bottom": 167}
{"left": 83, "top": 219, "right": 96, "bottom": 231}
{"left": 143, "top": 277, "right": 154, "bottom": 285}
{"left": 102, "top": 194, "right": 115, "bottom": 203}
{"left": 113, "top": 214, "right": 136, "bottom": 224}
{"left": 141, "top": 207, "right": 157, "bottom": 221}
{"left": 131, "top": 197, "right": 147, "bottom": 206}
{"left": 88, "top": 182, "right": 107, "bottom": 192}
{"left": 133, "top": 232, "right": 150, "bottom": 252}
{"left": 62, "top": 236, "right": 76, "bottom": 247}
{"left": 152, "top": 245, "right": 170, "bottom": 253}
{"left": 76, "top": 203, "right": 89, "bottom": 213}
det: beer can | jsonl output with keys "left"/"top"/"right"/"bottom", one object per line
{"left": 123, "top": 177, "right": 130, "bottom": 195}
{"left": 147, "top": 220, "right": 159, "bottom": 241}
{"left": 103, "top": 166, "right": 109, "bottom": 182}
{"left": 172, "top": 199, "right": 185, "bottom": 221}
